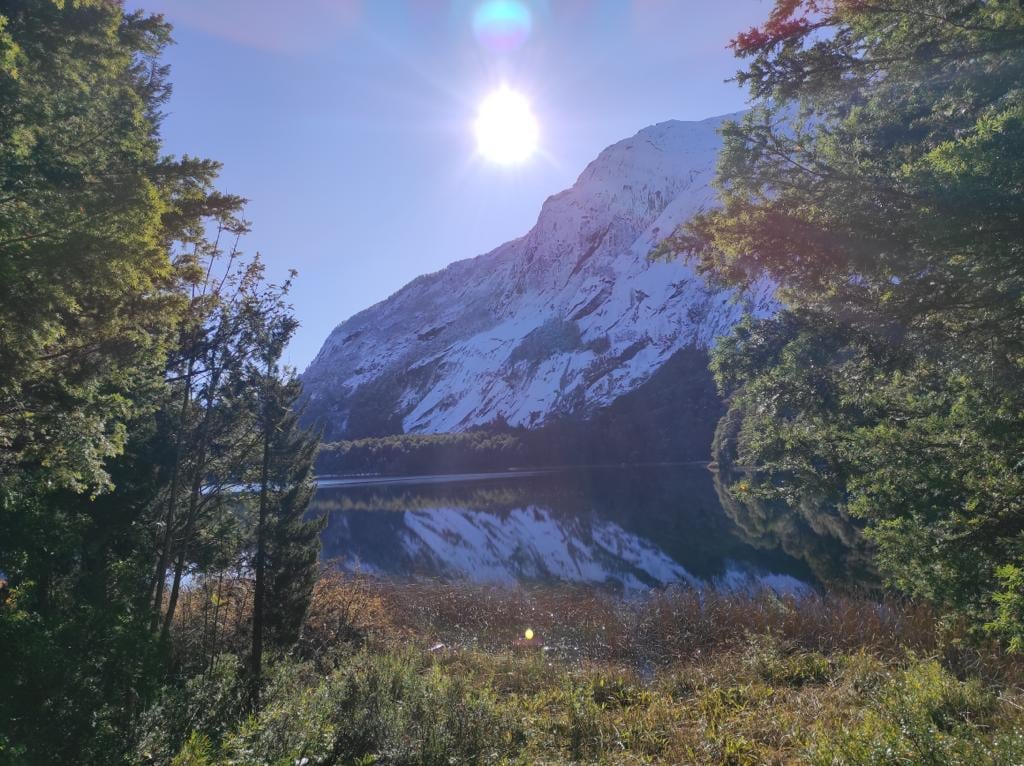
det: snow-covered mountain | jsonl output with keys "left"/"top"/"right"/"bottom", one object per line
{"left": 302, "top": 112, "right": 775, "bottom": 440}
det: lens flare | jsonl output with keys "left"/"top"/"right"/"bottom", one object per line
{"left": 524, "top": 628, "right": 534, "bottom": 640}
{"left": 472, "top": 0, "right": 532, "bottom": 52}
{"left": 474, "top": 85, "right": 539, "bottom": 165}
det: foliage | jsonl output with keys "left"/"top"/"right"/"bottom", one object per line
{"left": 226, "top": 650, "right": 521, "bottom": 766}
{"left": 0, "top": 3, "right": 214, "bottom": 761}
{"left": 4, "top": 0, "right": 1023, "bottom": 761}
{"left": 135, "top": 575, "right": 1024, "bottom": 766}
{"left": 0, "top": 0, "right": 233, "bottom": 493}
{"left": 988, "top": 564, "right": 1024, "bottom": 653}
{"left": 135, "top": 654, "right": 250, "bottom": 766}
{"left": 661, "top": 0, "right": 1024, "bottom": 644}
{"left": 809, "top": 659, "right": 1024, "bottom": 766}
{"left": 243, "top": 286, "right": 323, "bottom": 700}
{"left": 711, "top": 400, "right": 877, "bottom": 588}
{"left": 0, "top": 3, "right": 320, "bottom": 762}
{"left": 256, "top": 376, "right": 322, "bottom": 651}
{"left": 318, "top": 430, "right": 528, "bottom": 475}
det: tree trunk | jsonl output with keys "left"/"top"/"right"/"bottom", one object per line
{"left": 159, "top": 356, "right": 226, "bottom": 642}
{"left": 151, "top": 362, "right": 193, "bottom": 630}
{"left": 160, "top": 450, "right": 208, "bottom": 642}
{"left": 250, "top": 375, "right": 272, "bottom": 710}
{"left": 161, "top": 547, "right": 188, "bottom": 641}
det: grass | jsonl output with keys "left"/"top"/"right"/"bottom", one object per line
{"left": 148, "top": 573, "right": 1024, "bottom": 765}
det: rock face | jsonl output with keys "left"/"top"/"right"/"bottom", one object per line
{"left": 302, "top": 112, "right": 775, "bottom": 440}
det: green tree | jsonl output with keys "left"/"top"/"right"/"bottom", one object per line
{"left": 0, "top": 1, "right": 324, "bottom": 759}
{"left": 260, "top": 392, "right": 320, "bottom": 652}
{"left": 152, "top": 246, "right": 265, "bottom": 643}
{"left": 0, "top": 2, "right": 248, "bottom": 761}
{"left": 664, "top": 1, "right": 1024, "bottom": 642}
{"left": 241, "top": 272, "right": 322, "bottom": 707}
{"left": 0, "top": 0, "right": 234, "bottom": 492}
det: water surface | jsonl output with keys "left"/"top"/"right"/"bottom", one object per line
{"left": 312, "top": 465, "right": 814, "bottom": 593}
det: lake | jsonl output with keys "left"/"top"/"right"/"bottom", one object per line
{"left": 311, "top": 465, "right": 817, "bottom": 593}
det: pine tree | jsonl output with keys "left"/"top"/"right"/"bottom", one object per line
{"left": 0, "top": 1, "right": 246, "bottom": 760}
{"left": 663, "top": 0, "right": 1024, "bottom": 644}
{"left": 242, "top": 269, "right": 322, "bottom": 707}
{"left": 262, "top": 391, "right": 320, "bottom": 651}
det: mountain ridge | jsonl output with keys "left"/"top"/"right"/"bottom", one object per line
{"left": 302, "top": 111, "right": 774, "bottom": 442}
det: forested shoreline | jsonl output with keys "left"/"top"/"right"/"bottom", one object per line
{"left": 1, "top": 1, "right": 1023, "bottom": 764}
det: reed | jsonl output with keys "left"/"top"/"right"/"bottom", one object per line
{"left": 151, "top": 572, "right": 1024, "bottom": 765}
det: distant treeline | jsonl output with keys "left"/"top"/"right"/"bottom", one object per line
{"left": 318, "top": 431, "right": 526, "bottom": 475}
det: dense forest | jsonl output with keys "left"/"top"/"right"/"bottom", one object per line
{"left": 1, "top": 1, "right": 1023, "bottom": 764}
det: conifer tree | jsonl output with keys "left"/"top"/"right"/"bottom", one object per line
{"left": 241, "top": 269, "right": 322, "bottom": 707}
{"left": 0, "top": 1, "right": 245, "bottom": 760}
{"left": 663, "top": 0, "right": 1024, "bottom": 644}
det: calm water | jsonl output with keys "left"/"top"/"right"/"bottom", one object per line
{"left": 311, "top": 465, "right": 816, "bottom": 593}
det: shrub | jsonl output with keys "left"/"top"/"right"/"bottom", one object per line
{"left": 135, "top": 655, "right": 249, "bottom": 766}
{"left": 987, "top": 565, "right": 1024, "bottom": 654}
{"left": 809, "top": 659, "right": 1023, "bottom": 766}
{"left": 170, "top": 733, "right": 215, "bottom": 766}
{"left": 224, "top": 650, "right": 522, "bottom": 766}
{"left": 744, "top": 633, "right": 833, "bottom": 687}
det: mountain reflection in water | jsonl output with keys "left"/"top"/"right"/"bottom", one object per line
{"left": 311, "top": 466, "right": 815, "bottom": 593}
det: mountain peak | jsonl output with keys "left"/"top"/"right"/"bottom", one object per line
{"left": 302, "top": 111, "right": 773, "bottom": 441}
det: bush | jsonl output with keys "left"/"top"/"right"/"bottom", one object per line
{"left": 170, "top": 734, "right": 215, "bottom": 766}
{"left": 810, "top": 659, "right": 1024, "bottom": 766}
{"left": 136, "top": 655, "right": 249, "bottom": 766}
{"left": 988, "top": 565, "right": 1024, "bottom": 654}
{"left": 139, "top": 577, "right": 1024, "bottom": 765}
{"left": 223, "top": 650, "right": 523, "bottom": 766}
{"left": 743, "top": 634, "right": 833, "bottom": 687}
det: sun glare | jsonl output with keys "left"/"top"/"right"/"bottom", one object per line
{"left": 474, "top": 86, "right": 539, "bottom": 165}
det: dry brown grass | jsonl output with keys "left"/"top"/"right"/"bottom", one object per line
{"left": 172, "top": 573, "right": 254, "bottom": 670}
{"left": 172, "top": 571, "right": 1024, "bottom": 683}
{"left": 319, "top": 574, "right": 939, "bottom": 663}
{"left": 160, "top": 572, "right": 1024, "bottom": 765}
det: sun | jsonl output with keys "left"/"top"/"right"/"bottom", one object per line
{"left": 474, "top": 86, "right": 539, "bottom": 165}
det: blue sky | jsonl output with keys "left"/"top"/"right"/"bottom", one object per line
{"left": 132, "top": 1, "right": 771, "bottom": 368}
